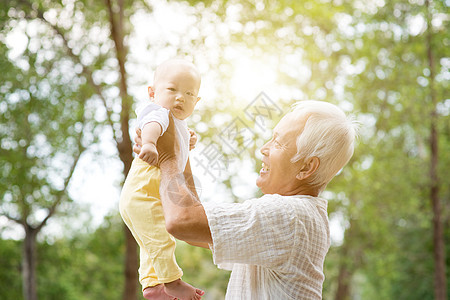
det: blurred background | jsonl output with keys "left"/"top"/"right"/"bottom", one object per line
{"left": 0, "top": 0, "right": 449, "bottom": 299}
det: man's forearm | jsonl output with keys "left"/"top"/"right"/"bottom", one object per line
{"left": 184, "top": 158, "right": 199, "bottom": 199}
{"left": 185, "top": 241, "right": 211, "bottom": 249}
{"left": 159, "top": 159, "right": 212, "bottom": 244}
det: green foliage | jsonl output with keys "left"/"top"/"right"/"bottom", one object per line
{"left": 0, "top": 215, "right": 229, "bottom": 300}
{"left": 324, "top": 0, "right": 449, "bottom": 298}
{"left": 36, "top": 214, "right": 125, "bottom": 300}
{"left": 184, "top": 0, "right": 450, "bottom": 298}
{"left": 0, "top": 0, "right": 100, "bottom": 226}
{"left": 176, "top": 242, "right": 230, "bottom": 299}
{"left": 0, "top": 215, "right": 125, "bottom": 300}
{"left": 0, "top": 239, "right": 22, "bottom": 299}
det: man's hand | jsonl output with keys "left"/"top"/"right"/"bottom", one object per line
{"left": 133, "top": 116, "right": 179, "bottom": 168}
{"left": 138, "top": 143, "right": 158, "bottom": 165}
{"left": 188, "top": 128, "right": 197, "bottom": 151}
{"left": 133, "top": 128, "right": 142, "bottom": 155}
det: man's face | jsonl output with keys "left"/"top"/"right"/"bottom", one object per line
{"left": 150, "top": 65, "right": 200, "bottom": 120}
{"left": 256, "top": 112, "right": 307, "bottom": 195}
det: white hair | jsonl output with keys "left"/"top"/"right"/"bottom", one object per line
{"left": 290, "top": 100, "right": 358, "bottom": 190}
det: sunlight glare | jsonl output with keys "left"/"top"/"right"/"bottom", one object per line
{"left": 230, "top": 55, "right": 277, "bottom": 102}
{"left": 5, "top": 25, "right": 28, "bottom": 60}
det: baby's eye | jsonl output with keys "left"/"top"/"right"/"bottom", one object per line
{"left": 186, "top": 91, "right": 194, "bottom": 96}
{"left": 168, "top": 87, "right": 176, "bottom": 91}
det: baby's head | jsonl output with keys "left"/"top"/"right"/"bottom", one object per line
{"left": 149, "top": 59, "right": 201, "bottom": 120}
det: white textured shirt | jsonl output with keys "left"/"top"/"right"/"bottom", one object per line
{"left": 203, "top": 194, "right": 330, "bottom": 300}
{"left": 136, "top": 102, "right": 190, "bottom": 171}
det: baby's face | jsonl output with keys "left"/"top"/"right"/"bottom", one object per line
{"left": 151, "top": 64, "right": 201, "bottom": 120}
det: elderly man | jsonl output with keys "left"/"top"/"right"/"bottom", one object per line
{"left": 134, "top": 100, "right": 357, "bottom": 299}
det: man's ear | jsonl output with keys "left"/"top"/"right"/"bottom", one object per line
{"left": 148, "top": 86, "right": 155, "bottom": 98}
{"left": 296, "top": 157, "right": 320, "bottom": 181}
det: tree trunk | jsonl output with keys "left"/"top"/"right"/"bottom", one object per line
{"left": 425, "top": 1, "right": 447, "bottom": 300}
{"left": 123, "top": 226, "right": 139, "bottom": 300}
{"left": 121, "top": 154, "right": 137, "bottom": 300}
{"left": 104, "top": 0, "right": 138, "bottom": 299}
{"left": 335, "top": 260, "right": 351, "bottom": 300}
{"left": 335, "top": 226, "right": 354, "bottom": 300}
{"left": 430, "top": 129, "right": 446, "bottom": 300}
{"left": 22, "top": 225, "right": 38, "bottom": 300}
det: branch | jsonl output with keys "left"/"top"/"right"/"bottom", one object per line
{"left": 36, "top": 105, "right": 88, "bottom": 232}
{"left": 105, "top": 0, "right": 132, "bottom": 135}
{"left": 105, "top": 0, "right": 134, "bottom": 174}
{"left": 0, "top": 212, "right": 23, "bottom": 226}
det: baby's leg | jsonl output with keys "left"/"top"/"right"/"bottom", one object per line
{"left": 143, "top": 284, "right": 176, "bottom": 300}
{"left": 164, "top": 279, "right": 205, "bottom": 300}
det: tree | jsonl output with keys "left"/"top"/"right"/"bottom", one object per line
{"left": 1, "top": 0, "right": 132, "bottom": 298}
{"left": 1, "top": 0, "right": 156, "bottom": 298}
{"left": 180, "top": 0, "right": 449, "bottom": 298}
{"left": 329, "top": 0, "right": 449, "bottom": 298}
{"left": 0, "top": 12, "right": 93, "bottom": 300}
{"left": 3, "top": 0, "right": 235, "bottom": 298}
{"left": 425, "top": 1, "right": 447, "bottom": 298}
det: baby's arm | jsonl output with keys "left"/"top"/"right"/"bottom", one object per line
{"left": 138, "top": 122, "right": 163, "bottom": 165}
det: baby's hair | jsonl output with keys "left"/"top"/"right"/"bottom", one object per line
{"left": 154, "top": 58, "right": 201, "bottom": 86}
{"left": 290, "top": 100, "right": 359, "bottom": 191}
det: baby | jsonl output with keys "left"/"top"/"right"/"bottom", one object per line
{"left": 119, "top": 59, "right": 204, "bottom": 300}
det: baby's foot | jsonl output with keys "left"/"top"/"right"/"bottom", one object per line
{"left": 143, "top": 284, "right": 176, "bottom": 300}
{"left": 164, "top": 279, "right": 205, "bottom": 300}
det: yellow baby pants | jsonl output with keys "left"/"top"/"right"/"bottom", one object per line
{"left": 119, "top": 157, "right": 183, "bottom": 289}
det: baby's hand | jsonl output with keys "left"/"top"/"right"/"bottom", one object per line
{"left": 139, "top": 142, "right": 158, "bottom": 165}
{"left": 188, "top": 128, "right": 197, "bottom": 151}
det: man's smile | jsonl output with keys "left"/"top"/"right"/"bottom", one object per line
{"left": 260, "top": 161, "right": 270, "bottom": 174}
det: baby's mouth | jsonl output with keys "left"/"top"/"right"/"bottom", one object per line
{"left": 261, "top": 162, "right": 270, "bottom": 172}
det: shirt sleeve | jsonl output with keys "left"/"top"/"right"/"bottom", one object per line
{"left": 136, "top": 102, "right": 170, "bottom": 135}
{"left": 203, "top": 195, "right": 302, "bottom": 270}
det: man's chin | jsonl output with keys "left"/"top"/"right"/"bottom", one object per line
{"left": 256, "top": 178, "right": 265, "bottom": 192}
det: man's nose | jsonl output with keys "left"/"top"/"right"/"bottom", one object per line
{"left": 260, "top": 143, "right": 269, "bottom": 156}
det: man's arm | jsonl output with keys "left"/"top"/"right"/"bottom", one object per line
{"left": 184, "top": 241, "right": 211, "bottom": 249}
{"left": 159, "top": 158, "right": 212, "bottom": 244}
{"left": 181, "top": 158, "right": 211, "bottom": 249}
{"left": 183, "top": 157, "right": 198, "bottom": 198}
{"left": 144, "top": 116, "right": 212, "bottom": 244}
{"left": 134, "top": 120, "right": 213, "bottom": 245}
